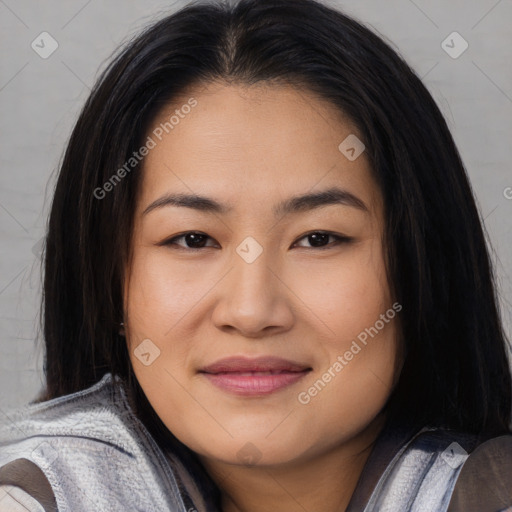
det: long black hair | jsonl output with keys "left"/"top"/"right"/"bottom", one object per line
{"left": 37, "top": 0, "right": 511, "bottom": 445}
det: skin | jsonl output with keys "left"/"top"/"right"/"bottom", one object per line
{"left": 124, "top": 81, "right": 401, "bottom": 512}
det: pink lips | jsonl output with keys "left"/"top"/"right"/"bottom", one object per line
{"left": 199, "top": 356, "right": 312, "bottom": 396}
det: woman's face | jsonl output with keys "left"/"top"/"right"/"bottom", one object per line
{"left": 124, "top": 82, "right": 400, "bottom": 466}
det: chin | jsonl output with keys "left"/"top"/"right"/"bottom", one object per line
{"left": 191, "top": 430, "right": 312, "bottom": 467}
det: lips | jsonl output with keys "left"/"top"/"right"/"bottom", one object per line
{"left": 200, "top": 356, "right": 311, "bottom": 374}
{"left": 199, "top": 356, "right": 312, "bottom": 396}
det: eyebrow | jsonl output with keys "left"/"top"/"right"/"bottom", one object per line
{"left": 142, "top": 187, "right": 369, "bottom": 217}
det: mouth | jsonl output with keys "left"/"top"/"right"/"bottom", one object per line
{"left": 199, "top": 356, "right": 312, "bottom": 396}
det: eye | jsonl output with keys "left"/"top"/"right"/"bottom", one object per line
{"left": 159, "top": 230, "right": 352, "bottom": 251}
{"left": 292, "top": 231, "right": 353, "bottom": 250}
{"left": 160, "top": 231, "right": 218, "bottom": 250}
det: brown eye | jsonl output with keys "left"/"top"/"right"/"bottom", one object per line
{"left": 160, "top": 230, "right": 352, "bottom": 251}
{"left": 293, "top": 231, "right": 352, "bottom": 249}
{"left": 161, "top": 232, "right": 216, "bottom": 249}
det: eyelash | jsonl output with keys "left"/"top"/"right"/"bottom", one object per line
{"left": 159, "top": 231, "right": 353, "bottom": 251}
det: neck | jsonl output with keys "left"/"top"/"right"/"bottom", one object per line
{"left": 200, "top": 413, "right": 386, "bottom": 512}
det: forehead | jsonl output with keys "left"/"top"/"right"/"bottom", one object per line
{"left": 138, "top": 81, "right": 381, "bottom": 217}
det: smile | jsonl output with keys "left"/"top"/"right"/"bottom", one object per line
{"left": 199, "top": 356, "right": 312, "bottom": 396}
{"left": 201, "top": 370, "right": 311, "bottom": 396}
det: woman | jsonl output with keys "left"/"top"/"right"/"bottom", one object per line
{"left": 1, "top": 0, "right": 511, "bottom": 510}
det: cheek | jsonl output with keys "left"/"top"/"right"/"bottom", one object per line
{"left": 291, "top": 240, "right": 391, "bottom": 342}
{"left": 123, "top": 250, "right": 198, "bottom": 386}
{"left": 294, "top": 318, "right": 399, "bottom": 456}
{"left": 125, "top": 249, "right": 212, "bottom": 334}
{"left": 291, "top": 240, "right": 398, "bottom": 425}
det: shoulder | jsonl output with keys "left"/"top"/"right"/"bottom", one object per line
{"left": 0, "top": 373, "right": 135, "bottom": 509}
{"left": 448, "top": 434, "right": 512, "bottom": 512}
{"left": 359, "top": 423, "right": 511, "bottom": 512}
{"left": 0, "top": 372, "right": 147, "bottom": 479}
{"left": 0, "top": 374, "right": 192, "bottom": 511}
{"left": 0, "top": 373, "right": 131, "bottom": 448}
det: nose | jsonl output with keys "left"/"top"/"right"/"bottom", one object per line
{"left": 210, "top": 245, "right": 295, "bottom": 338}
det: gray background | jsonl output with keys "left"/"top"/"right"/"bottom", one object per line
{"left": 1, "top": 0, "right": 511, "bottom": 410}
